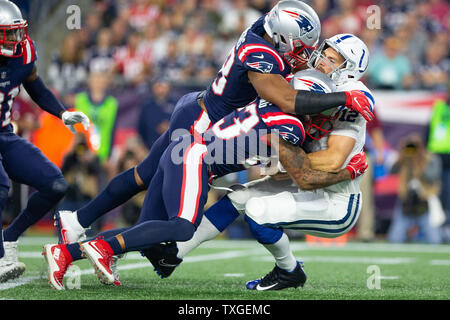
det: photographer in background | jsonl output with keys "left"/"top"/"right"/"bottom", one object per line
{"left": 60, "top": 134, "right": 101, "bottom": 218}
{"left": 388, "top": 134, "right": 443, "bottom": 244}
{"left": 426, "top": 81, "right": 450, "bottom": 242}
{"left": 115, "top": 137, "right": 147, "bottom": 226}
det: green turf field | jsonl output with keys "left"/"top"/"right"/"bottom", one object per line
{"left": 1, "top": 236, "right": 449, "bottom": 300}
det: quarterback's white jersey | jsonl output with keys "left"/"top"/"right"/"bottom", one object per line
{"left": 306, "top": 80, "right": 373, "bottom": 194}
{"left": 236, "top": 79, "right": 374, "bottom": 237}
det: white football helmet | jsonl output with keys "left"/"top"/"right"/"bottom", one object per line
{"left": 291, "top": 69, "right": 337, "bottom": 140}
{"left": 0, "top": 0, "right": 28, "bottom": 57}
{"left": 264, "top": 0, "right": 321, "bottom": 69}
{"left": 308, "top": 34, "right": 369, "bottom": 85}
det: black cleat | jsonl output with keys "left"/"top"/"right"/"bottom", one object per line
{"left": 140, "top": 242, "right": 183, "bottom": 279}
{"left": 247, "top": 261, "right": 307, "bottom": 291}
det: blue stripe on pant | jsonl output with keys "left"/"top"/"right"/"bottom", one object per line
{"left": 260, "top": 193, "right": 361, "bottom": 237}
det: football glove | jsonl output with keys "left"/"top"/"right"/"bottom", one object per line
{"left": 344, "top": 90, "right": 374, "bottom": 122}
{"left": 346, "top": 151, "right": 368, "bottom": 180}
{"left": 61, "top": 111, "right": 90, "bottom": 134}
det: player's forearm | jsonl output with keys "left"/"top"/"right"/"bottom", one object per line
{"left": 278, "top": 140, "right": 351, "bottom": 190}
{"left": 292, "top": 166, "right": 350, "bottom": 190}
{"left": 294, "top": 90, "right": 347, "bottom": 115}
{"left": 249, "top": 72, "right": 347, "bottom": 115}
{"left": 23, "top": 76, "right": 67, "bottom": 118}
{"left": 307, "top": 150, "right": 342, "bottom": 173}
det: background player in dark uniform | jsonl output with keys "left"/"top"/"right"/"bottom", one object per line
{"left": 56, "top": 0, "right": 374, "bottom": 249}
{"left": 43, "top": 93, "right": 367, "bottom": 289}
{"left": 0, "top": 1, "right": 90, "bottom": 283}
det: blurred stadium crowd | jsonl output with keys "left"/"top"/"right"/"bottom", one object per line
{"left": 3, "top": 0, "right": 450, "bottom": 243}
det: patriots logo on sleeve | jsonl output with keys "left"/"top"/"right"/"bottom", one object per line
{"left": 279, "top": 131, "right": 301, "bottom": 145}
{"left": 246, "top": 61, "right": 274, "bottom": 73}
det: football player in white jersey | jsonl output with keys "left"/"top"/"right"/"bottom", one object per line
{"left": 144, "top": 33, "right": 374, "bottom": 291}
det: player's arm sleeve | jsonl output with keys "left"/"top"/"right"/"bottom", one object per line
{"left": 294, "top": 90, "right": 348, "bottom": 115}
{"left": 277, "top": 138, "right": 352, "bottom": 190}
{"left": 248, "top": 71, "right": 348, "bottom": 115}
{"left": 23, "top": 70, "right": 67, "bottom": 118}
{"left": 240, "top": 47, "right": 286, "bottom": 74}
{"left": 260, "top": 106, "right": 306, "bottom": 146}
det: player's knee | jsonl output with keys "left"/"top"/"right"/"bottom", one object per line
{"left": 42, "top": 176, "right": 68, "bottom": 200}
{"left": 172, "top": 217, "right": 196, "bottom": 242}
{"left": 245, "top": 197, "right": 266, "bottom": 219}
{"left": 227, "top": 184, "right": 250, "bottom": 212}
{"left": 244, "top": 215, "right": 282, "bottom": 244}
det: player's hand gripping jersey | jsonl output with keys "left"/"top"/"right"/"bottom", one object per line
{"left": 203, "top": 16, "right": 292, "bottom": 123}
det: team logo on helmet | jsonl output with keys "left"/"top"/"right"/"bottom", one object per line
{"left": 282, "top": 10, "right": 314, "bottom": 37}
{"left": 246, "top": 61, "right": 274, "bottom": 73}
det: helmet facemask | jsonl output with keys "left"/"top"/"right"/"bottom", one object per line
{"left": 0, "top": 21, "right": 28, "bottom": 57}
{"left": 303, "top": 114, "right": 335, "bottom": 141}
{"left": 282, "top": 37, "right": 317, "bottom": 70}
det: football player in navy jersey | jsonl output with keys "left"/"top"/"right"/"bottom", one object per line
{"left": 0, "top": 1, "right": 90, "bottom": 283}
{"left": 146, "top": 37, "right": 374, "bottom": 290}
{"left": 43, "top": 88, "right": 367, "bottom": 289}
{"left": 55, "top": 0, "right": 374, "bottom": 251}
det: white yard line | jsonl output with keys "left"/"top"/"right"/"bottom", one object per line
{"left": 200, "top": 240, "right": 450, "bottom": 254}
{"left": 255, "top": 255, "right": 416, "bottom": 265}
{"left": 2, "top": 249, "right": 266, "bottom": 291}
{"left": 0, "top": 276, "right": 41, "bottom": 291}
{"left": 4, "top": 237, "right": 448, "bottom": 292}
{"left": 378, "top": 276, "right": 400, "bottom": 280}
{"left": 429, "top": 260, "right": 450, "bottom": 266}
{"left": 18, "top": 237, "right": 450, "bottom": 253}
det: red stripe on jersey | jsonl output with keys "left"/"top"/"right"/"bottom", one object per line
{"left": 177, "top": 142, "right": 192, "bottom": 220}
{"left": 22, "top": 36, "right": 35, "bottom": 65}
{"left": 192, "top": 150, "right": 207, "bottom": 224}
{"left": 177, "top": 142, "right": 208, "bottom": 224}
{"left": 261, "top": 113, "right": 305, "bottom": 144}
{"left": 29, "top": 37, "right": 36, "bottom": 63}
{"left": 260, "top": 111, "right": 295, "bottom": 119}
{"left": 238, "top": 44, "right": 285, "bottom": 71}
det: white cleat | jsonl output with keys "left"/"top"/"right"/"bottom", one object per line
{"left": 54, "top": 210, "right": 87, "bottom": 244}
{"left": 0, "top": 241, "right": 26, "bottom": 283}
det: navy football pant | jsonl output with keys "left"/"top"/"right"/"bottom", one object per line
{"left": 106, "top": 136, "right": 210, "bottom": 253}
{"left": 76, "top": 91, "right": 210, "bottom": 228}
{"left": 0, "top": 133, "right": 67, "bottom": 254}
